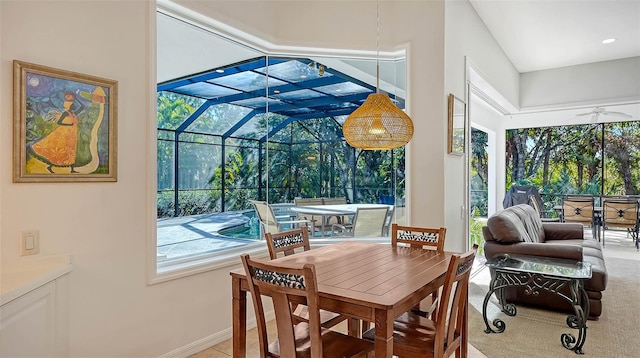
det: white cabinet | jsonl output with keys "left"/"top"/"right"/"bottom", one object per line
{"left": 1, "top": 256, "right": 71, "bottom": 357}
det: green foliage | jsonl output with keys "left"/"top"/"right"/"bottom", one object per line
{"left": 157, "top": 190, "right": 218, "bottom": 218}
{"left": 470, "top": 129, "right": 489, "bottom": 216}
{"left": 157, "top": 94, "right": 408, "bottom": 216}
{"left": 506, "top": 122, "right": 640, "bottom": 198}
{"left": 469, "top": 208, "right": 485, "bottom": 256}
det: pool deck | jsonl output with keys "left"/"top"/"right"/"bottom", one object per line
{"left": 157, "top": 211, "right": 257, "bottom": 259}
{"left": 157, "top": 204, "right": 403, "bottom": 259}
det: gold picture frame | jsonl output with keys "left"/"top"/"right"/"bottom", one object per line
{"left": 447, "top": 93, "right": 465, "bottom": 155}
{"left": 13, "top": 60, "right": 118, "bottom": 182}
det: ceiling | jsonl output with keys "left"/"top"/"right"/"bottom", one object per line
{"left": 469, "top": 0, "right": 640, "bottom": 73}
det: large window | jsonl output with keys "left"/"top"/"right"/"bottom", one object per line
{"left": 505, "top": 121, "right": 640, "bottom": 207}
{"left": 155, "top": 11, "right": 408, "bottom": 274}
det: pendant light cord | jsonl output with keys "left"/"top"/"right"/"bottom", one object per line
{"left": 376, "top": 0, "right": 380, "bottom": 93}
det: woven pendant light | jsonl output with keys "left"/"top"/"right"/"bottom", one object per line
{"left": 342, "top": 0, "right": 414, "bottom": 150}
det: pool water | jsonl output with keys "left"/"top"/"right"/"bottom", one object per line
{"left": 218, "top": 211, "right": 261, "bottom": 240}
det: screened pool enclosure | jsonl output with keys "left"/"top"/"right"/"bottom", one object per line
{"left": 157, "top": 56, "right": 408, "bottom": 219}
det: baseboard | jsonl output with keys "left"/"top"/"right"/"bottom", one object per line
{"left": 159, "top": 310, "right": 275, "bottom": 358}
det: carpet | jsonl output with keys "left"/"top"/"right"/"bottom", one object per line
{"left": 467, "top": 256, "right": 640, "bottom": 357}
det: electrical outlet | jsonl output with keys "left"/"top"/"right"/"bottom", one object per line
{"left": 20, "top": 230, "right": 39, "bottom": 256}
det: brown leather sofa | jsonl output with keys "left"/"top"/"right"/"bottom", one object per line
{"left": 483, "top": 204, "right": 608, "bottom": 319}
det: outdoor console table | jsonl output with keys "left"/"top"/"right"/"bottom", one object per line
{"left": 482, "top": 254, "right": 592, "bottom": 354}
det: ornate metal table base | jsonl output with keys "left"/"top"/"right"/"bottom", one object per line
{"left": 481, "top": 255, "right": 591, "bottom": 355}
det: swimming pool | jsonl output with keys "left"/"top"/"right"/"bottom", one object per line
{"left": 218, "top": 211, "right": 261, "bottom": 240}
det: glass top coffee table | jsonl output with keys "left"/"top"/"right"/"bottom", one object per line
{"left": 482, "top": 254, "right": 592, "bottom": 354}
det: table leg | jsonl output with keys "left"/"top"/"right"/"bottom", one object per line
{"left": 562, "top": 280, "right": 589, "bottom": 354}
{"left": 374, "top": 308, "right": 394, "bottom": 358}
{"left": 482, "top": 270, "right": 516, "bottom": 334}
{"left": 348, "top": 318, "right": 359, "bottom": 337}
{"left": 232, "top": 276, "right": 247, "bottom": 358}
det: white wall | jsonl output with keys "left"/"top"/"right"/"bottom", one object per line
{"left": 521, "top": 57, "right": 640, "bottom": 109}
{"left": 0, "top": 0, "right": 453, "bottom": 356}
{"left": 1, "top": 1, "right": 230, "bottom": 356}
{"left": 443, "top": 0, "right": 520, "bottom": 250}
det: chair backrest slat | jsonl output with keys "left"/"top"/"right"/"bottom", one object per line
{"left": 392, "top": 223, "right": 446, "bottom": 252}
{"left": 265, "top": 228, "right": 311, "bottom": 259}
{"left": 322, "top": 197, "right": 347, "bottom": 205}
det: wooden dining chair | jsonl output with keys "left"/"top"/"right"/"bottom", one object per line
{"left": 265, "top": 228, "right": 311, "bottom": 259}
{"left": 240, "top": 254, "right": 375, "bottom": 358}
{"left": 392, "top": 224, "right": 447, "bottom": 252}
{"left": 602, "top": 199, "right": 639, "bottom": 250}
{"left": 392, "top": 224, "right": 447, "bottom": 320}
{"left": 362, "top": 248, "right": 477, "bottom": 358}
{"left": 264, "top": 228, "right": 349, "bottom": 329}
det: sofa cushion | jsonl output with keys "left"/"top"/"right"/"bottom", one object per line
{"left": 509, "top": 204, "right": 546, "bottom": 242}
{"left": 487, "top": 204, "right": 545, "bottom": 243}
{"left": 487, "top": 210, "right": 532, "bottom": 243}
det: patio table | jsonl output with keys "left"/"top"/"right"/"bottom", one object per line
{"left": 290, "top": 203, "right": 394, "bottom": 236}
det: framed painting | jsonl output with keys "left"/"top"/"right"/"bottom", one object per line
{"left": 13, "top": 60, "right": 118, "bottom": 182}
{"left": 447, "top": 93, "right": 465, "bottom": 155}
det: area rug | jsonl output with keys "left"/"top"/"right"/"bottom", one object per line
{"left": 467, "top": 257, "right": 640, "bottom": 357}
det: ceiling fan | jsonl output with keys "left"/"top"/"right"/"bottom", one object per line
{"left": 575, "top": 107, "right": 632, "bottom": 122}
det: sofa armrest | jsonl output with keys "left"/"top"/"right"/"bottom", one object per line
{"left": 542, "top": 223, "right": 584, "bottom": 241}
{"left": 484, "top": 241, "right": 583, "bottom": 261}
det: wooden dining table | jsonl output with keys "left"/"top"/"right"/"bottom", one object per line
{"left": 230, "top": 241, "right": 462, "bottom": 358}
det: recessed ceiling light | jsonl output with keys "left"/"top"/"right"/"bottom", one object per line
{"left": 602, "top": 38, "right": 616, "bottom": 44}
{"left": 273, "top": 90, "right": 280, "bottom": 94}
{"left": 216, "top": 69, "right": 225, "bottom": 73}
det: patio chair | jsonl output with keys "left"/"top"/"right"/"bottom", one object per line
{"left": 382, "top": 205, "right": 395, "bottom": 236}
{"left": 362, "top": 247, "right": 477, "bottom": 358}
{"left": 529, "top": 194, "right": 560, "bottom": 222}
{"left": 250, "top": 200, "right": 313, "bottom": 236}
{"left": 602, "top": 199, "right": 639, "bottom": 250}
{"left": 562, "top": 196, "right": 598, "bottom": 239}
{"left": 264, "top": 228, "right": 349, "bottom": 329}
{"left": 294, "top": 197, "right": 323, "bottom": 235}
{"left": 330, "top": 206, "right": 389, "bottom": 238}
{"left": 322, "top": 196, "right": 350, "bottom": 228}
{"left": 240, "top": 254, "right": 375, "bottom": 358}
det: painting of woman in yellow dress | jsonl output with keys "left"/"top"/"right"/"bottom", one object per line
{"left": 14, "top": 60, "right": 117, "bottom": 182}
{"left": 31, "top": 91, "right": 84, "bottom": 173}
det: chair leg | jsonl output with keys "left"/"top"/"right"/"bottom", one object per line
{"left": 361, "top": 320, "right": 370, "bottom": 336}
